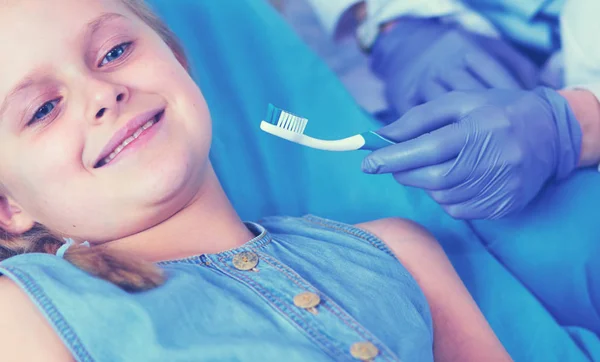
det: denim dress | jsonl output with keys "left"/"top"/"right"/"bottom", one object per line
{"left": 0, "top": 215, "right": 433, "bottom": 362}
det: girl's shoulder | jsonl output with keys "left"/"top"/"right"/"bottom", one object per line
{"left": 260, "top": 214, "right": 437, "bottom": 258}
{"left": 0, "top": 277, "right": 73, "bottom": 361}
{"left": 355, "top": 217, "right": 438, "bottom": 250}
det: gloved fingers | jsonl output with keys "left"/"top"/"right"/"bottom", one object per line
{"left": 419, "top": 80, "right": 449, "bottom": 103}
{"left": 426, "top": 177, "right": 483, "bottom": 204}
{"left": 441, "top": 196, "right": 516, "bottom": 220}
{"left": 464, "top": 51, "right": 521, "bottom": 89}
{"left": 376, "top": 92, "right": 475, "bottom": 142}
{"left": 483, "top": 40, "right": 539, "bottom": 88}
{"left": 363, "top": 124, "right": 465, "bottom": 174}
{"left": 391, "top": 159, "right": 465, "bottom": 190}
{"left": 440, "top": 201, "right": 485, "bottom": 220}
{"left": 437, "top": 69, "right": 487, "bottom": 92}
{"left": 433, "top": 164, "right": 525, "bottom": 219}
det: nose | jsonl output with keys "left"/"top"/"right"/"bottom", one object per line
{"left": 86, "top": 78, "right": 129, "bottom": 124}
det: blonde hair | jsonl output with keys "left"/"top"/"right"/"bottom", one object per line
{"left": 0, "top": 0, "right": 190, "bottom": 292}
{"left": 121, "top": 0, "right": 189, "bottom": 70}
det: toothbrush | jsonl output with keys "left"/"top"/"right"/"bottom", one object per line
{"left": 259, "top": 104, "right": 395, "bottom": 151}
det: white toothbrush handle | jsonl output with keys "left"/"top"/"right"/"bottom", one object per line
{"left": 260, "top": 121, "right": 366, "bottom": 151}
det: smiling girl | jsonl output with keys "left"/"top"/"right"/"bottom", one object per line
{"left": 0, "top": 1, "right": 510, "bottom": 361}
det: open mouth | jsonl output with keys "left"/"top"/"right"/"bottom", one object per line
{"left": 94, "top": 109, "right": 165, "bottom": 168}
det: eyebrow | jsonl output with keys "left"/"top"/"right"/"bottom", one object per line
{"left": 86, "top": 12, "right": 127, "bottom": 39}
{"left": 0, "top": 77, "right": 36, "bottom": 121}
{"left": 0, "top": 12, "right": 127, "bottom": 120}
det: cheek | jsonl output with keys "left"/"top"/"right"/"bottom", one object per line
{"left": 137, "top": 50, "right": 212, "bottom": 146}
{"left": 29, "top": 136, "right": 81, "bottom": 181}
{"left": 8, "top": 140, "right": 84, "bottom": 218}
{"left": 144, "top": 43, "right": 203, "bottom": 97}
{"left": 130, "top": 40, "right": 188, "bottom": 89}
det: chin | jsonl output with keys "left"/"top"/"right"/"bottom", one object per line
{"left": 137, "top": 147, "right": 210, "bottom": 207}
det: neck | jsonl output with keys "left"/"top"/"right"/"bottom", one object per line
{"left": 105, "top": 164, "right": 254, "bottom": 262}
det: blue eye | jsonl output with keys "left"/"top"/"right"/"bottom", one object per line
{"left": 28, "top": 99, "right": 59, "bottom": 126}
{"left": 99, "top": 43, "right": 131, "bottom": 67}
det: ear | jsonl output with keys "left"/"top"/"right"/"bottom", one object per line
{"left": 0, "top": 196, "right": 35, "bottom": 235}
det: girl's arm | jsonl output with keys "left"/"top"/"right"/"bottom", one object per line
{"left": 0, "top": 277, "right": 73, "bottom": 362}
{"left": 357, "top": 218, "right": 512, "bottom": 362}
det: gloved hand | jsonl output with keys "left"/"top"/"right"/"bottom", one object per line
{"left": 361, "top": 88, "right": 582, "bottom": 219}
{"left": 370, "top": 17, "right": 540, "bottom": 117}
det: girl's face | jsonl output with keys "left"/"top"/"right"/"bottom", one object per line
{"left": 0, "top": 0, "right": 212, "bottom": 241}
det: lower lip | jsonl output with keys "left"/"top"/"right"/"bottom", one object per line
{"left": 100, "top": 113, "right": 164, "bottom": 168}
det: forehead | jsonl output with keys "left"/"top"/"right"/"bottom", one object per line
{"left": 0, "top": 0, "right": 130, "bottom": 41}
{"left": 0, "top": 0, "right": 133, "bottom": 97}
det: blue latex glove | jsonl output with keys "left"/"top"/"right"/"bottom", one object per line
{"left": 370, "top": 17, "right": 541, "bottom": 117}
{"left": 361, "top": 88, "right": 583, "bottom": 219}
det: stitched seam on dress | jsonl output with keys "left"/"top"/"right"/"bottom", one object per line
{"left": 216, "top": 234, "right": 273, "bottom": 258}
{"left": 259, "top": 256, "right": 312, "bottom": 290}
{"left": 320, "top": 301, "right": 396, "bottom": 362}
{"left": 214, "top": 260, "right": 344, "bottom": 359}
{"left": 259, "top": 253, "right": 399, "bottom": 362}
{"left": 158, "top": 230, "right": 272, "bottom": 265}
{"left": 302, "top": 216, "right": 396, "bottom": 257}
{"left": 321, "top": 301, "right": 397, "bottom": 362}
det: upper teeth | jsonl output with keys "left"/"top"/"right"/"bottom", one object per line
{"left": 101, "top": 115, "right": 158, "bottom": 165}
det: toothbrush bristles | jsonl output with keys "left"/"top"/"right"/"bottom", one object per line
{"left": 266, "top": 104, "right": 308, "bottom": 134}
